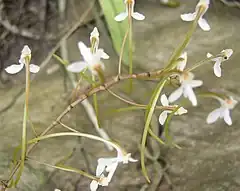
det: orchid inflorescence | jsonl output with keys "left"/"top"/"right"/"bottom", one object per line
{"left": 4, "top": 0, "right": 238, "bottom": 190}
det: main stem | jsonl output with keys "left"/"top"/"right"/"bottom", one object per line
{"left": 128, "top": 4, "right": 133, "bottom": 91}
{"left": 17, "top": 59, "right": 30, "bottom": 185}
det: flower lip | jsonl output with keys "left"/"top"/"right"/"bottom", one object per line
{"left": 222, "top": 97, "right": 238, "bottom": 109}
{"left": 180, "top": 72, "right": 194, "bottom": 82}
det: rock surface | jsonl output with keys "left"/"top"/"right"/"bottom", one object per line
{"left": 0, "top": 0, "right": 240, "bottom": 190}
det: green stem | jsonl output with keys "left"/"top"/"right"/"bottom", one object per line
{"left": 92, "top": 75, "right": 100, "bottom": 127}
{"left": 15, "top": 57, "right": 30, "bottom": 185}
{"left": 27, "top": 132, "right": 125, "bottom": 155}
{"left": 27, "top": 157, "right": 97, "bottom": 180}
{"left": 141, "top": 78, "right": 167, "bottom": 183}
{"left": 186, "top": 54, "right": 221, "bottom": 72}
{"left": 128, "top": 4, "right": 133, "bottom": 91}
{"left": 118, "top": 28, "right": 129, "bottom": 75}
{"left": 165, "top": 6, "right": 206, "bottom": 71}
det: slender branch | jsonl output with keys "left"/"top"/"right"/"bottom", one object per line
{"left": 4, "top": 70, "right": 165, "bottom": 187}
{"left": 118, "top": 28, "right": 129, "bottom": 75}
{"left": 107, "top": 89, "right": 174, "bottom": 111}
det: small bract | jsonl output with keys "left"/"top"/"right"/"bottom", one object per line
{"left": 115, "top": 0, "right": 145, "bottom": 22}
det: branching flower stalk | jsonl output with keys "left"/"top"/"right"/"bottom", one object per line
{"left": 2, "top": 0, "right": 238, "bottom": 190}
{"left": 4, "top": 70, "right": 166, "bottom": 188}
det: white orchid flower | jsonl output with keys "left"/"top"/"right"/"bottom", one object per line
{"left": 159, "top": 94, "right": 187, "bottom": 125}
{"left": 90, "top": 152, "right": 137, "bottom": 191}
{"left": 207, "top": 49, "right": 233, "bottom": 77}
{"left": 180, "top": 0, "right": 210, "bottom": 31}
{"left": 207, "top": 96, "right": 237, "bottom": 126}
{"left": 67, "top": 41, "right": 109, "bottom": 74}
{"left": 168, "top": 72, "right": 203, "bottom": 106}
{"left": 115, "top": 0, "right": 145, "bottom": 22}
{"left": 176, "top": 52, "right": 187, "bottom": 71}
{"left": 5, "top": 45, "right": 40, "bottom": 74}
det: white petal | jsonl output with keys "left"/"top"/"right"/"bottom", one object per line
{"left": 188, "top": 80, "right": 203, "bottom": 88}
{"left": 114, "top": 12, "right": 128, "bottom": 22}
{"left": 206, "top": 108, "right": 222, "bottom": 124}
{"left": 90, "top": 180, "right": 99, "bottom": 191}
{"left": 213, "top": 60, "right": 222, "bottom": 77}
{"left": 177, "top": 52, "right": 187, "bottom": 71}
{"left": 98, "top": 49, "right": 109, "bottom": 59}
{"left": 168, "top": 86, "right": 184, "bottom": 103}
{"left": 96, "top": 162, "right": 106, "bottom": 177}
{"left": 180, "top": 13, "right": 196, "bottom": 21}
{"left": 5, "top": 63, "right": 24, "bottom": 74}
{"left": 128, "top": 157, "right": 138, "bottom": 163}
{"left": 184, "top": 85, "right": 197, "bottom": 106}
{"left": 207, "top": 52, "right": 213, "bottom": 58}
{"left": 198, "top": 18, "right": 210, "bottom": 31}
{"left": 131, "top": 12, "right": 145, "bottom": 20}
{"left": 160, "top": 94, "right": 169, "bottom": 106}
{"left": 199, "top": 0, "right": 210, "bottom": 5}
{"left": 98, "top": 158, "right": 117, "bottom": 167}
{"left": 106, "top": 162, "right": 118, "bottom": 183}
{"left": 159, "top": 111, "right": 169, "bottom": 125}
{"left": 29, "top": 64, "right": 40, "bottom": 73}
{"left": 78, "top": 42, "right": 92, "bottom": 63}
{"left": 67, "top": 61, "right": 88, "bottom": 73}
{"left": 223, "top": 109, "right": 232, "bottom": 125}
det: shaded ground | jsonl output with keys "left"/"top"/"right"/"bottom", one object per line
{"left": 0, "top": 0, "right": 240, "bottom": 191}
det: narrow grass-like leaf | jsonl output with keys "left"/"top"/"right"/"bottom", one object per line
{"left": 141, "top": 78, "right": 167, "bottom": 183}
